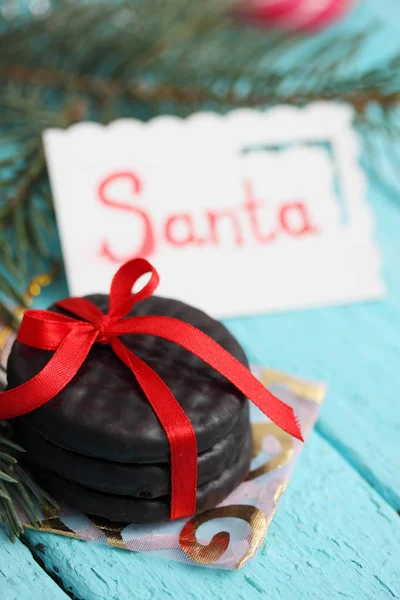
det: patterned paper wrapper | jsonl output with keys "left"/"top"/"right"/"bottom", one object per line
{"left": 1, "top": 317, "right": 325, "bottom": 570}
{"left": 1, "top": 312, "right": 324, "bottom": 569}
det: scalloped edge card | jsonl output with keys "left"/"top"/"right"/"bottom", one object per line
{"left": 43, "top": 103, "right": 384, "bottom": 318}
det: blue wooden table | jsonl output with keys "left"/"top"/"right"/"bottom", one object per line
{"left": 1, "top": 1, "right": 400, "bottom": 598}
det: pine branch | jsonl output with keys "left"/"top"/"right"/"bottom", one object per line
{"left": 0, "top": 421, "right": 58, "bottom": 541}
{"left": 0, "top": 264, "right": 60, "bottom": 539}
{"left": 0, "top": 0, "right": 398, "bottom": 326}
{"left": 0, "top": 1, "right": 373, "bottom": 94}
{"left": 0, "top": 0, "right": 238, "bottom": 75}
{"left": 0, "top": 1, "right": 397, "bottom": 112}
{"left": 0, "top": 94, "right": 84, "bottom": 328}
{"left": 0, "top": 64, "right": 399, "bottom": 112}
{"left": 0, "top": 3, "right": 397, "bottom": 115}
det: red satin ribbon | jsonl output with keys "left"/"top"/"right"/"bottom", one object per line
{"left": 0, "top": 258, "right": 303, "bottom": 520}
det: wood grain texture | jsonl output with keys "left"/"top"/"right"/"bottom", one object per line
{"left": 225, "top": 186, "right": 400, "bottom": 509}
{"left": 22, "top": 433, "right": 400, "bottom": 600}
{"left": 0, "top": 527, "right": 68, "bottom": 600}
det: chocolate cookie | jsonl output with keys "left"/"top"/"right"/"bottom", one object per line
{"left": 14, "top": 402, "right": 250, "bottom": 498}
{"left": 8, "top": 295, "right": 248, "bottom": 462}
{"left": 31, "top": 429, "right": 253, "bottom": 523}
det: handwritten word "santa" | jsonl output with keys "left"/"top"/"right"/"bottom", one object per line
{"left": 98, "top": 171, "right": 319, "bottom": 262}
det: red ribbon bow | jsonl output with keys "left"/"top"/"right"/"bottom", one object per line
{"left": 1, "top": 258, "right": 303, "bottom": 519}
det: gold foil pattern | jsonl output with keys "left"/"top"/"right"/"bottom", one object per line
{"left": 25, "top": 505, "right": 76, "bottom": 538}
{"left": 87, "top": 515, "right": 127, "bottom": 549}
{"left": 273, "top": 482, "right": 288, "bottom": 505}
{"left": 246, "top": 422, "right": 294, "bottom": 480}
{"left": 179, "top": 504, "right": 267, "bottom": 569}
{"left": 261, "top": 368, "right": 325, "bottom": 404}
{"left": 0, "top": 327, "right": 12, "bottom": 352}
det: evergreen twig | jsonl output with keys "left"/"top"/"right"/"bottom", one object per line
{"left": 0, "top": 422, "right": 58, "bottom": 541}
{"left": 0, "top": 0, "right": 398, "bottom": 328}
{"left": 0, "top": 64, "right": 399, "bottom": 111}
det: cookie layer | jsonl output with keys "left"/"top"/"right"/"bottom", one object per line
{"left": 30, "top": 429, "right": 253, "bottom": 523}
{"left": 14, "top": 402, "right": 250, "bottom": 498}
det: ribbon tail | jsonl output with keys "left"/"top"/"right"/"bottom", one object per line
{"left": 120, "top": 317, "right": 303, "bottom": 441}
{"left": 111, "top": 338, "right": 198, "bottom": 520}
{"left": 0, "top": 328, "right": 98, "bottom": 420}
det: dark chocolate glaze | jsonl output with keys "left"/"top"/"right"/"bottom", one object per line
{"left": 14, "top": 402, "right": 250, "bottom": 498}
{"left": 8, "top": 295, "right": 249, "bottom": 461}
{"left": 30, "top": 429, "right": 253, "bottom": 523}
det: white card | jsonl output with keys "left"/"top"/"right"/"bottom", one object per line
{"left": 43, "top": 103, "right": 384, "bottom": 318}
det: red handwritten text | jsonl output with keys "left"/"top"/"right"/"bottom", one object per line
{"left": 98, "top": 172, "right": 319, "bottom": 262}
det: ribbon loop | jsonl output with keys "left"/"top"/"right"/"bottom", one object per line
{"left": 0, "top": 257, "right": 302, "bottom": 520}
{"left": 17, "top": 310, "right": 85, "bottom": 351}
{"left": 108, "top": 258, "right": 160, "bottom": 319}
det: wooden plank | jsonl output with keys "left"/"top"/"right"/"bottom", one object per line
{"left": 22, "top": 433, "right": 400, "bottom": 600}
{"left": 225, "top": 186, "right": 400, "bottom": 509}
{"left": 0, "top": 527, "right": 68, "bottom": 600}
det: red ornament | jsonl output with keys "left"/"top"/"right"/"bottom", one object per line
{"left": 237, "top": 0, "right": 356, "bottom": 32}
{"left": 1, "top": 258, "right": 303, "bottom": 520}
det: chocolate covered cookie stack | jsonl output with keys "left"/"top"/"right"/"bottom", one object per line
{"left": 8, "top": 295, "right": 252, "bottom": 523}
